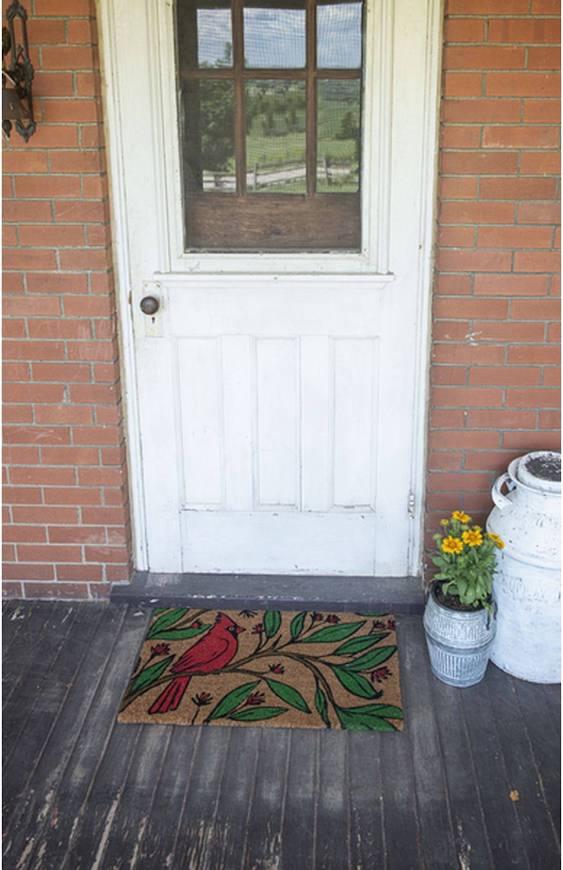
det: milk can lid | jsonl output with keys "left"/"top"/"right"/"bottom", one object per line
{"left": 516, "top": 450, "right": 561, "bottom": 493}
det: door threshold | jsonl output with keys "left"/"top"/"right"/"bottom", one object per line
{"left": 111, "top": 572, "right": 425, "bottom": 614}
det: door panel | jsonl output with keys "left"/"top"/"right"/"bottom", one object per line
{"left": 136, "top": 278, "right": 411, "bottom": 574}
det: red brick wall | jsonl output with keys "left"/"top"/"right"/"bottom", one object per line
{"left": 427, "top": 0, "right": 561, "bottom": 547}
{"left": 2, "top": 0, "right": 131, "bottom": 599}
{"left": 2, "top": 1, "right": 561, "bottom": 597}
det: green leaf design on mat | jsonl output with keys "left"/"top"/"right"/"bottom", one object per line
{"left": 343, "top": 645, "right": 397, "bottom": 673}
{"left": 265, "top": 678, "right": 310, "bottom": 713}
{"left": 336, "top": 703, "right": 404, "bottom": 732}
{"left": 351, "top": 703, "right": 404, "bottom": 718}
{"left": 333, "top": 633, "right": 388, "bottom": 656}
{"left": 129, "top": 655, "right": 174, "bottom": 695}
{"left": 229, "top": 706, "right": 287, "bottom": 722}
{"left": 149, "top": 624, "right": 211, "bottom": 642}
{"left": 147, "top": 608, "right": 189, "bottom": 639}
{"left": 299, "top": 621, "right": 365, "bottom": 645}
{"left": 331, "top": 666, "right": 382, "bottom": 700}
{"left": 207, "top": 681, "right": 260, "bottom": 721}
{"left": 290, "top": 611, "right": 307, "bottom": 641}
{"left": 263, "top": 610, "right": 282, "bottom": 639}
{"left": 315, "top": 683, "right": 331, "bottom": 727}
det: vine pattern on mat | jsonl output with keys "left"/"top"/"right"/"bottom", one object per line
{"left": 121, "top": 608, "right": 403, "bottom": 731}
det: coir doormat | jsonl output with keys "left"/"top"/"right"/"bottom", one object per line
{"left": 118, "top": 608, "right": 403, "bottom": 732}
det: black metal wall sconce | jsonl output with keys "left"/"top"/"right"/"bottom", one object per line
{"left": 2, "top": 0, "right": 36, "bottom": 142}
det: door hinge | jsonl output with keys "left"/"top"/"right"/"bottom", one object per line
{"left": 128, "top": 290, "right": 132, "bottom": 306}
{"left": 407, "top": 491, "right": 416, "bottom": 518}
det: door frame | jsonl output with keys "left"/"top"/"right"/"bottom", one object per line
{"left": 96, "top": 0, "right": 445, "bottom": 575}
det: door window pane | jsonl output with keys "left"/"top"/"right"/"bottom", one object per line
{"left": 244, "top": 2, "right": 306, "bottom": 68}
{"left": 317, "top": 79, "right": 360, "bottom": 192}
{"left": 183, "top": 80, "right": 236, "bottom": 192}
{"left": 317, "top": 1, "right": 362, "bottom": 69}
{"left": 197, "top": 6, "right": 233, "bottom": 67}
{"left": 246, "top": 80, "right": 306, "bottom": 193}
{"left": 178, "top": 0, "right": 233, "bottom": 69}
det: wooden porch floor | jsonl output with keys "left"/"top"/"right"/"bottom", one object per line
{"left": 2, "top": 600, "right": 560, "bottom": 869}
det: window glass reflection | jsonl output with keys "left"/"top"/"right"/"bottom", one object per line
{"left": 183, "top": 79, "right": 236, "bottom": 192}
{"left": 197, "top": 6, "right": 233, "bottom": 67}
{"left": 317, "top": 1, "right": 362, "bottom": 69}
{"left": 244, "top": 2, "right": 306, "bottom": 68}
{"left": 246, "top": 80, "right": 306, "bottom": 192}
{"left": 177, "top": 0, "right": 233, "bottom": 69}
{"left": 317, "top": 79, "right": 360, "bottom": 192}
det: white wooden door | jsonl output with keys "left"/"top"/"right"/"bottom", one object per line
{"left": 99, "top": 0, "right": 442, "bottom": 576}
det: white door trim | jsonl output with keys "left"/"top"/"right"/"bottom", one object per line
{"left": 96, "top": 0, "right": 444, "bottom": 574}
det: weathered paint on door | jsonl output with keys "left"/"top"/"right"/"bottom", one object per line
{"left": 99, "top": 0, "right": 442, "bottom": 575}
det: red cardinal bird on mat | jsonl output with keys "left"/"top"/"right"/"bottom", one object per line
{"left": 148, "top": 612, "right": 245, "bottom": 715}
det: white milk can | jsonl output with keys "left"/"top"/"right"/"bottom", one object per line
{"left": 487, "top": 451, "right": 561, "bottom": 684}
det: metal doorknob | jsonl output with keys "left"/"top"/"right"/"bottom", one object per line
{"left": 140, "top": 295, "right": 160, "bottom": 316}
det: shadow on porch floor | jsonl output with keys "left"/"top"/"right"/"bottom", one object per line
{"left": 2, "top": 600, "right": 560, "bottom": 869}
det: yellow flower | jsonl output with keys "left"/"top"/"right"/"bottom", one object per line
{"left": 488, "top": 532, "right": 505, "bottom": 550}
{"left": 440, "top": 519, "right": 449, "bottom": 527}
{"left": 451, "top": 511, "right": 472, "bottom": 524}
{"left": 462, "top": 529, "right": 483, "bottom": 548}
{"left": 442, "top": 536, "right": 464, "bottom": 555}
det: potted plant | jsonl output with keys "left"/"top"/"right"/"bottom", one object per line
{"left": 423, "top": 510, "right": 504, "bottom": 687}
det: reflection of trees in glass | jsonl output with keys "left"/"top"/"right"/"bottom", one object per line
{"left": 245, "top": 81, "right": 307, "bottom": 192}
{"left": 317, "top": 79, "right": 360, "bottom": 191}
{"left": 199, "top": 80, "right": 234, "bottom": 172}
{"left": 185, "top": 78, "right": 234, "bottom": 189}
{"left": 337, "top": 111, "right": 357, "bottom": 140}
{"left": 246, "top": 83, "right": 306, "bottom": 139}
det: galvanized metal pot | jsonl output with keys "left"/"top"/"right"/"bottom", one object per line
{"left": 487, "top": 450, "right": 561, "bottom": 684}
{"left": 423, "top": 584, "right": 496, "bottom": 687}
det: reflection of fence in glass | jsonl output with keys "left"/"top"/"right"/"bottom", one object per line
{"left": 317, "top": 156, "right": 358, "bottom": 191}
{"left": 245, "top": 79, "right": 307, "bottom": 193}
{"left": 201, "top": 158, "right": 357, "bottom": 193}
{"left": 317, "top": 78, "right": 360, "bottom": 192}
{"left": 189, "top": 78, "right": 360, "bottom": 194}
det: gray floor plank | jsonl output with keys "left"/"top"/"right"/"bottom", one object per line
{"left": 316, "top": 730, "right": 351, "bottom": 870}
{"left": 22, "top": 605, "right": 152, "bottom": 870}
{"left": 279, "top": 730, "right": 319, "bottom": 868}
{"left": 511, "top": 675, "right": 561, "bottom": 840}
{"left": 1, "top": 606, "right": 560, "bottom": 870}
{"left": 240, "top": 729, "right": 291, "bottom": 870}
{"left": 2, "top": 604, "right": 135, "bottom": 865}
{"left": 348, "top": 734, "right": 385, "bottom": 869}
{"left": 428, "top": 671, "right": 495, "bottom": 869}
{"left": 542, "top": 682, "right": 561, "bottom": 740}
{"left": 2, "top": 603, "right": 80, "bottom": 767}
{"left": 63, "top": 721, "right": 145, "bottom": 870}
{"left": 2, "top": 601, "right": 63, "bottom": 706}
{"left": 484, "top": 665, "right": 560, "bottom": 869}
{"left": 135, "top": 726, "right": 203, "bottom": 868}
{"left": 95, "top": 724, "right": 175, "bottom": 869}
{"left": 399, "top": 618, "right": 459, "bottom": 870}
{"left": 460, "top": 677, "right": 531, "bottom": 869}
{"left": 2, "top": 600, "right": 34, "bottom": 654}
{"left": 175, "top": 726, "right": 234, "bottom": 869}
{"left": 200, "top": 727, "right": 263, "bottom": 870}
{"left": 378, "top": 625, "right": 422, "bottom": 870}
{"left": 2, "top": 603, "right": 105, "bottom": 827}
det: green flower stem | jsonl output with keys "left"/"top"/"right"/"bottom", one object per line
{"left": 279, "top": 651, "right": 340, "bottom": 716}
{"left": 168, "top": 608, "right": 208, "bottom": 630}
